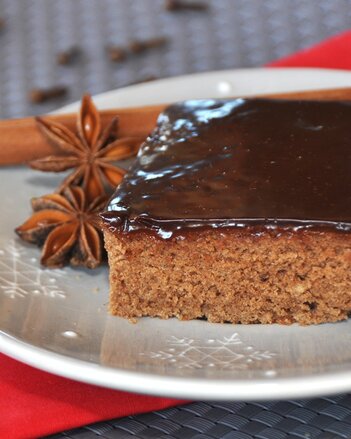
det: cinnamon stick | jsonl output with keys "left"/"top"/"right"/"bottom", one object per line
{"left": 0, "top": 104, "right": 165, "bottom": 165}
{"left": 0, "top": 87, "right": 350, "bottom": 166}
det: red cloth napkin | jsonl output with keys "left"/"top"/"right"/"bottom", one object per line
{"left": 267, "top": 30, "right": 351, "bottom": 69}
{"left": 0, "top": 354, "right": 187, "bottom": 439}
{"left": 1, "top": 29, "right": 351, "bottom": 439}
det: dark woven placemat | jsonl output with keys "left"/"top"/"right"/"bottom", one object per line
{"left": 46, "top": 396, "right": 351, "bottom": 439}
{"left": 0, "top": 0, "right": 350, "bottom": 119}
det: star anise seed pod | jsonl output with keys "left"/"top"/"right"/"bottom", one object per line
{"left": 29, "top": 94, "right": 143, "bottom": 202}
{"left": 15, "top": 186, "right": 107, "bottom": 269}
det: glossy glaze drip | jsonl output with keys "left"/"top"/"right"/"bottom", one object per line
{"left": 101, "top": 98, "right": 351, "bottom": 238}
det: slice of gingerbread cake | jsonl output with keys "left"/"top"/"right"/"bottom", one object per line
{"left": 101, "top": 97, "right": 351, "bottom": 325}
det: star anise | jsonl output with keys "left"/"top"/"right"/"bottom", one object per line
{"left": 15, "top": 186, "right": 107, "bottom": 269}
{"left": 29, "top": 94, "right": 143, "bottom": 202}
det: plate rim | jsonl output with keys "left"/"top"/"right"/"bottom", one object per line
{"left": 57, "top": 66, "right": 351, "bottom": 113}
{"left": 3, "top": 330, "right": 351, "bottom": 400}
{"left": 2, "top": 67, "right": 351, "bottom": 400}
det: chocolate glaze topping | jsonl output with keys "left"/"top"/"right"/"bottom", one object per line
{"left": 101, "top": 98, "right": 351, "bottom": 238}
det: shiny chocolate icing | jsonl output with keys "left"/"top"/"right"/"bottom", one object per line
{"left": 101, "top": 98, "right": 351, "bottom": 238}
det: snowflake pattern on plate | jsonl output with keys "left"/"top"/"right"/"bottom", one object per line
{"left": 0, "top": 239, "right": 66, "bottom": 300}
{"left": 141, "top": 334, "right": 276, "bottom": 370}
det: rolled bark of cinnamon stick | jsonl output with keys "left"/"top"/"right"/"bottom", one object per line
{"left": 0, "top": 87, "right": 350, "bottom": 166}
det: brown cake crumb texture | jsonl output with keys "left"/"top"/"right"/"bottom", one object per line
{"left": 104, "top": 228, "right": 351, "bottom": 325}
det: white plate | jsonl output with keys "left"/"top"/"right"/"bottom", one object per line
{"left": 1, "top": 68, "right": 351, "bottom": 401}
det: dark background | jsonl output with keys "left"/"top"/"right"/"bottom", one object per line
{"left": 0, "top": 0, "right": 350, "bottom": 118}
